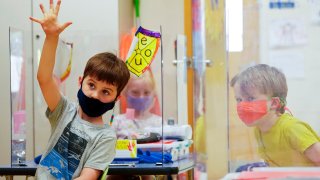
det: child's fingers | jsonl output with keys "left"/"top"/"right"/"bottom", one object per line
{"left": 49, "top": 0, "right": 54, "bottom": 10}
{"left": 61, "top": 22, "right": 72, "bottom": 31}
{"left": 55, "top": 0, "right": 61, "bottom": 15}
{"left": 39, "top": 4, "right": 46, "bottom": 14}
{"left": 29, "top": 17, "right": 42, "bottom": 24}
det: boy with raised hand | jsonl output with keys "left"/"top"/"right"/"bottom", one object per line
{"left": 30, "top": 0, "right": 130, "bottom": 179}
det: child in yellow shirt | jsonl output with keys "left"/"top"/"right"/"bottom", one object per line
{"left": 231, "top": 64, "right": 320, "bottom": 166}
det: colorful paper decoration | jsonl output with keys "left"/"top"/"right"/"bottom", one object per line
{"left": 125, "top": 26, "right": 161, "bottom": 76}
{"left": 54, "top": 39, "right": 73, "bottom": 82}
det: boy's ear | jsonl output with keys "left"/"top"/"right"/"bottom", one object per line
{"left": 271, "top": 97, "right": 280, "bottom": 110}
{"left": 116, "top": 95, "right": 122, "bottom": 101}
{"left": 78, "top": 76, "right": 83, "bottom": 87}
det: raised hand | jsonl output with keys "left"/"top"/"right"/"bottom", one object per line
{"left": 29, "top": 0, "right": 72, "bottom": 37}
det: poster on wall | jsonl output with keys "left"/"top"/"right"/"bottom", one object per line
{"left": 308, "top": 0, "right": 320, "bottom": 24}
{"left": 269, "top": 0, "right": 295, "bottom": 9}
{"left": 269, "top": 18, "right": 308, "bottom": 48}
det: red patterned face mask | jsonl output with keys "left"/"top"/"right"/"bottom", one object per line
{"left": 237, "top": 100, "right": 268, "bottom": 125}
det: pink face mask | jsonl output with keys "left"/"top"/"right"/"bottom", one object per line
{"left": 237, "top": 100, "right": 268, "bottom": 125}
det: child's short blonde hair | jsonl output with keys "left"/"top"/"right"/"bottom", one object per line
{"left": 125, "top": 69, "right": 156, "bottom": 93}
{"left": 230, "top": 64, "right": 288, "bottom": 113}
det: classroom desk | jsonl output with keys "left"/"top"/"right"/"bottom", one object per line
{"left": 221, "top": 167, "right": 320, "bottom": 180}
{"left": 0, "top": 156, "right": 195, "bottom": 178}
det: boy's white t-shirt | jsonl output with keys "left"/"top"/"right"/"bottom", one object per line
{"left": 36, "top": 96, "right": 116, "bottom": 179}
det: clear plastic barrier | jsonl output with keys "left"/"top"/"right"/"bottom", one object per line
{"left": 113, "top": 27, "right": 165, "bottom": 164}
{"left": 9, "top": 27, "right": 26, "bottom": 165}
{"left": 227, "top": 0, "right": 320, "bottom": 173}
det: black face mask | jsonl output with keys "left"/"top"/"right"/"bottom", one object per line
{"left": 77, "top": 87, "right": 115, "bottom": 117}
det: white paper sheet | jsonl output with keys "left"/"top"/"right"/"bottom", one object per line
{"left": 269, "top": 19, "right": 307, "bottom": 48}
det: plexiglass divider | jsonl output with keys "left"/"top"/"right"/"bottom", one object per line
{"left": 29, "top": 25, "right": 189, "bottom": 170}
{"left": 9, "top": 27, "right": 27, "bottom": 166}
{"left": 227, "top": 0, "right": 320, "bottom": 174}
{"left": 116, "top": 26, "right": 193, "bottom": 167}
{"left": 110, "top": 26, "right": 166, "bottom": 166}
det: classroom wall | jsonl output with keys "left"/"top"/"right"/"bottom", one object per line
{"left": 119, "top": 0, "right": 134, "bottom": 39}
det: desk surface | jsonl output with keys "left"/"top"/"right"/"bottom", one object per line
{"left": 0, "top": 156, "right": 195, "bottom": 176}
{"left": 222, "top": 168, "right": 320, "bottom": 180}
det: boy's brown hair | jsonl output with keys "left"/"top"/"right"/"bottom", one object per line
{"left": 83, "top": 52, "right": 130, "bottom": 96}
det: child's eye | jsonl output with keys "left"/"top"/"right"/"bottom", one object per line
{"left": 248, "top": 97, "right": 255, "bottom": 101}
{"left": 102, "top": 90, "right": 110, "bottom": 95}
{"left": 131, "top": 90, "right": 140, "bottom": 96}
{"left": 144, "top": 91, "right": 151, "bottom": 96}
{"left": 88, "top": 83, "right": 95, "bottom": 89}
{"left": 236, "top": 98, "right": 242, "bottom": 103}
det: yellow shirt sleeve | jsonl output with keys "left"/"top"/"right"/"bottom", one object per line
{"left": 285, "top": 121, "right": 320, "bottom": 153}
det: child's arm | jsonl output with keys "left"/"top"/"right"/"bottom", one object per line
{"left": 304, "top": 142, "right": 320, "bottom": 166}
{"left": 30, "top": 0, "right": 72, "bottom": 111}
{"left": 76, "top": 136, "right": 117, "bottom": 179}
{"left": 74, "top": 168, "right": 101, "bottom": 180}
